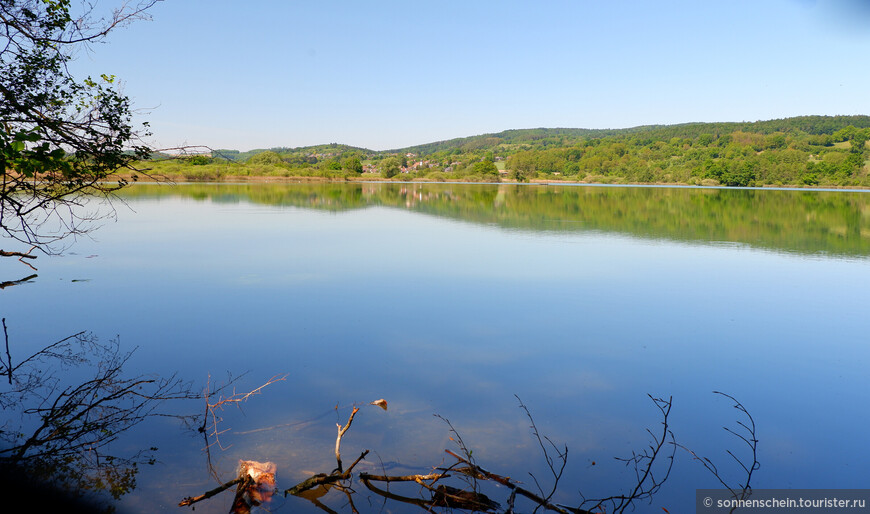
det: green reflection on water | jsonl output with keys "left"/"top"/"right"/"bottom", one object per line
{"left": 118, "top": 182, "right": 870, "bottom": 258}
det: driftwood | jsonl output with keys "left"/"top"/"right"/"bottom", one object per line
{"left": 359, "top": 472, "right": 500, "bottom": 511}
{"left": 284, "top": 450, "right": 368, "bottom": 496}
{"left": 445, "top": 449, "right": 594, "bottom": 514}
{"left": 359, "top": 476, "right": 436, "bottom": 509}
{"left": 178, "top": 477, "right": 244, "bottom": 507}
{"left": 358, "top": 471, "right": 449, "bottom": 483}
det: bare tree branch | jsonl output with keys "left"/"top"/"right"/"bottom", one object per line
{"left": 0, "top": 324, "right": 195, "bottom": 502}
{"left": 198, "top": 372, "right": 286, "bottom": 481}
{"left": 516, "top": 394, "right": 568, "bottom": 511}
{"left": 676, "top": 391, "right": 759, "bottom": 503}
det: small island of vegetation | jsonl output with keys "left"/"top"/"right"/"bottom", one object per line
{"left": 142, "top": 115, "right": 870, "bottom": 188}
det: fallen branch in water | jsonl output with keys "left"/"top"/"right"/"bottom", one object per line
{"left": 358, "top": 471, "right": 449, "bottom": 483}
{"left": 360, "top": 472, "right": 500, "bottom": 512}
{"left": 179, "top": 393, "right": 756, "bottom": 514}
{"left": 178, "top": 476, "right": 244, "bottom": 507}
{"left": 445, "top": 449, "right": 593, "bottom": 514}
{"left": 284, "top": 450, "right": 369, "bottom": 496}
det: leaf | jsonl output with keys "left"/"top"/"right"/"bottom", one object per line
{"left": 370, "top": 399, "right": 388, "bottom": 411}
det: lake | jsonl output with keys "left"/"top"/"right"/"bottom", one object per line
{"left": 2, "top": 182, "right": 869, "bottom": 513}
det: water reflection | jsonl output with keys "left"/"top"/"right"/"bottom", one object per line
{"left": 0, "top": 322, "right": 193, "bottom": 510}
{"left": 119, "top": 182, "right": 870, "bottom": 259}
{"left": 2, "top": 182, "right": 868, "bottom": 512}
{"left": 0, "top": 273, "right": 37, "bottom": 289}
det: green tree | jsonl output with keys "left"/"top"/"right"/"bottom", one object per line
{"left": 342, "top": 156, "right": 363, "bottom": 174}
{"left": 697, "top": 133, "right": 714, "bottom": 146}
{"left": 850, "top": 130, "right": 868, "bottom": 154}
{"left": 187, "top": 155, "right": 212, "bottom": 165}
{"left": 1, "top": 0, "right": 157, "bottom": 252}
{"left": 473, "top": 160, "right": 498, "bottom": 176}
{"left": 380, "top": 157, "right": 401, "bottom": 178}
{"left": 248, "top": 151, "right": 284, "bottom": 165}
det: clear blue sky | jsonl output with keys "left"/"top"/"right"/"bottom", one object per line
{"left": 72, "top": 0, "right": 870, "bottom": 151}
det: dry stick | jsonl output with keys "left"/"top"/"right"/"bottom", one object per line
{"left": 362, "top": 475, "right": 497, "bottom": 512}
{"left": 358, "top": 472, "right": 449, "bottom": 483}
{"left": 360, "top": 477, "right": 435, "bottom": 509}
{"left": 229, "top": 475, "right": 258, "bottom": 514}
{"left": 285, "top": 450, "right": 370, "bottom": 496}
{"left": 1, "top": 318, "right": 10, "bottom": 384}
{"left": 178, "top": 477, "right": 244, "bottom": 507}
{"left": 337, "top": 486, "right": 360, "bottom": 514}
{"left": 445, "top": 450, "right": 594, "bottom": 514}
{"left": 335, "top": 406, "right": 359, "bottom": 472}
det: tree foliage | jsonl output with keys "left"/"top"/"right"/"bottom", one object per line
{"left": 380, "top": 156, "right": 400, "bottom": 178}
{"left": 472, "top": 160, "right": 498, "bottom": 176}
{"left": 246, "top": 150, "right": 283, "bottom": 165}
{"left": 0, "top": 0, "right": 156, "bottom": 251}
{"left": 342, "top": 155, "right": 363, "bottom": 174}
{"left": 158, "top": 116, "right": 870, "bottom": 188}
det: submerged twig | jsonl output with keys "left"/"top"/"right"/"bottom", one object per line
{"left": 178, "top": 477, "right": 244, "bottom": 507}
{"left": 285, "top": 450, "right": 369, "bottom": 496}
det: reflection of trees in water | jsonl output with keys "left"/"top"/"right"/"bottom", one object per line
{"left": 120, "top": 182, "right": 870, "bottom": 258}
{"left": 0, "top": 320, "right": 194, "bottom": 509}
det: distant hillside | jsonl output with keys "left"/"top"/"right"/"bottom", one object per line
{"left": 213, "top": 115, "right": 870, "bottom": 160}
{"left": 212, "top": 143, "right": 372, "bottom": 162}
{"left": 389, "top": 115, "right": 870, "bottom": 155}
{"left": 150, "top": 115, "right": 870, "bottom": 188}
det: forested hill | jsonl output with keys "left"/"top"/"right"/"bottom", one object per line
{"left": 217, "top": 115, "right": 870, "bottom": 159}
{"left": 390, "top": 115, "right": 870, "bottom": 154}
{"left": 211, "top": 143, "right": 370, "bottom": 164}
{"left": 162, "top": 115, "right": 870, "bottom": 187}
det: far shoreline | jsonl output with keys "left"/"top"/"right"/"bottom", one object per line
{"left": 114, "top": 172, "right": 870, "bottom": 192}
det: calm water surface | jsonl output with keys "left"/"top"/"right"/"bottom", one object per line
{"left": 2, "top": 183, "right": 869, "bottom": 512}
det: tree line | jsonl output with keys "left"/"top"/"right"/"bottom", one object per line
{"left": 150, "top": 116, "right": 870, "bottom": 187}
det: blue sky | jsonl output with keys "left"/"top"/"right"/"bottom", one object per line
{"left": 72, "top": 0, "right": 870, "bottom": 151}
